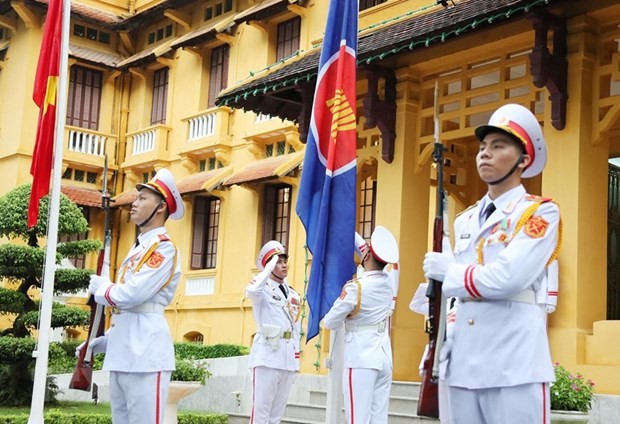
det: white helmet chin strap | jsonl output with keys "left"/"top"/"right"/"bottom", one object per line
{"left": 488, "top": 153, "right": 524, "bottom": 186}
{"left": 138, "top": 199, "right": 164, "bottom": 228}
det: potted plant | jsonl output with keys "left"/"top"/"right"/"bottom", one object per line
{"left": 550, "top": 362, "right": 595, "bottom": 423}
{"left": 165, "top": 358, "right": 211, "bottom": 424}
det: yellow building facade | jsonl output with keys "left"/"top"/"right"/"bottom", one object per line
{"left": 2, "top": 0, "right": 620, "bottom": 396}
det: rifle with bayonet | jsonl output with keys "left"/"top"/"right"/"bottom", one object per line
{"left": 69, "top": 155, "right": 111, "bottom": 391}
{"left": 417, "top": 82, "right": 448, "bottom": 418}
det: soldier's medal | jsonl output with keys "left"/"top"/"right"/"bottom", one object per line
{"left": 524, "top": 215, "right": 549, "bottom": 238}
{"left": 338, "top": 287, "right": 348, "bottom": 300}
{"left": 146, "top": 251, "right": 165, "bottom": 268}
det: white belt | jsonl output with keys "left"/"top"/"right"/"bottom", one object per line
{"left": 462, "top": 290, "right": 536, "bottom": 305}
{"left": 112, "top": 303, "right": 165, "bottom": 314}
{"left": 345, "top": 319, "right": 387, "bottom": 333}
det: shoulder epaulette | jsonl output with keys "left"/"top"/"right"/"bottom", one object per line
{"left": 456, "top": 201, "right": 480, "bottom": 218}
{"left": 525, "top": 194, "right": 553, "bottom": 203}
{"left": 158, "top": 234, "right": 171, "bottom": 242}
{"left": 345, "top": 276, "right": 362, "bottom": 285}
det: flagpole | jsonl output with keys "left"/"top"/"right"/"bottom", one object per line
{"left": 28, "top": 0, "right": 71, "bottom": 421}
{"left": 325, "top": 326, "right": 344, "bottom": 423}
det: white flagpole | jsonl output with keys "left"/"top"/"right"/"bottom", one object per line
{"left": 28, "top": 0, "right": 71, "bottom": 421}
{"left": 325, "top": 326, "right": 344, "bottom": 424}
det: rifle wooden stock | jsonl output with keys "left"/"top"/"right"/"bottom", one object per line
{"left": 418, "top": 81, "right": 446, "bottom": 419}
{"left": 69, "top": 253, "right": 106, "bottom": 391}
{"left": 417, "top": 217, "right": 444, "bottom": 418}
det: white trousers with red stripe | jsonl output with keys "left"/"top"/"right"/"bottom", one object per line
{"left": 109, "top": 370, "right": 171, "bottom": 424}
{"left": 342, "top": 357, "right": 392, "bottom": 424}
{"left": 448, "top": 382, "right": 550, "bottom": 424}
{"left": 250, "top": 366, "right": 295, "bottom": 424}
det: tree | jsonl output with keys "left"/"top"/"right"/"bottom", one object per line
{"left": 0, "top": 184, "right": 101, "bottom": 405}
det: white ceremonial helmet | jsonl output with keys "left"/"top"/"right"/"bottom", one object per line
{"left": 256, "top": 240, "right": 288, "bottom": 271}
{"left": 368, "top": 226, "right": 399, "bottom": 265}
{"left": 136, "top": 168, "right": 185, "bottom": 220}
{"left": 474, "top": 104, "right": 547, "bottom": 178}
{"left": 354, "top": 232, "right": 369, "bottom": 259}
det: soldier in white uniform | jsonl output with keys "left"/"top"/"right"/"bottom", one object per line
{"left": 246, "top": 241, "right": 301, "bottom": 424}
{"left": 424, "top": 104, "right": 561, "bottom": 423}
{"left": 324, "top": 226, "right": 399, "bottom": 424}
{"left": 84, "top": 168, "right": 184, "bottom": 424}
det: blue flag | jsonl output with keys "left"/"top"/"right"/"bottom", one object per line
{"left": 296, "top": 0, "right": 358, "bottom": 342}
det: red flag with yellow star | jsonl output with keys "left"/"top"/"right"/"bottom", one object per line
{"left": 28, "top": 0, "right": 62, "bottom": 228}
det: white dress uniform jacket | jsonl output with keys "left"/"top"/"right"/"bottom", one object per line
{"left": 94, "top": 227, "right": 180, "bottom": 373}
{"left": 442, "top": 185, "right": 558, "bottom": 389}
{"left": 324, "top": 270, "right": 393, "bottom": 370}
{"left": 246, "top": 276, "right": 301, "bottom": 371}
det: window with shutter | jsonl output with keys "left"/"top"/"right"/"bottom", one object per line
{"left": 208, "top": 45, "right": 230, "bottom": 107}
{"left": 262, "top": 185, "right": 291, "bottom": 251}
{"left": 358, "top": 176, "right": 377, "bottom": 240}
{"left": 359, "top": 0, "right": 388, "bottom": 11}
{"left": 276, "top": 17, "right": 300, "bottom": 61}
{"left": 191, "top": 197, "right": 221, "bottom": 269}
{"left": 151, "top": 68, "right": 169, "bottom": 125}
{"left": 66, "top": 66, "right": 102, "bottom": 130}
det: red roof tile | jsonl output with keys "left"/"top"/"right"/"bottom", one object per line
{"left": 61, "top": 185, "right": 103, "bottom": 208}
{"left": 224, "top": 153, "right": 302, "bottom": 186}
{"left": 113, "top": 189, "right": 138, "bottom": 207}
{"left": 70, "top": 43, "right": 122, "bottom": 68}
{"left": 177, "top": 167, "right": 233, "bottom": 194}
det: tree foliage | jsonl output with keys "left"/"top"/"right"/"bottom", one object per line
{"left": 0, "top": 184, "right": 101, "bottom": 405}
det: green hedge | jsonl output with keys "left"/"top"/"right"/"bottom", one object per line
{"left": 48, "top": 342, "right": 248, "bottom": 374}
{"left": 0, "top": 411, "right": 228, "bottom": 423}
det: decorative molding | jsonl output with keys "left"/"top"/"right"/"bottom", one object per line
{"left": 279, "top": 176, "right": 299, "bottom": 187}
{"left": 11, "top": 1, "right": 38, "bottom": 28}
{"left": 0, "top": 15, "right": 18, "bottom": 32}
{"left": 362, "top": 65, "right": 397, "bottom": 163}
{"left": 287, "top": 4, "right": 308, "bottom": 18}
{"left": 119, "top": 31, "right": 135, "bottom": 55}
{"left": 180, "top": 156, "right": 199, "bottom": 174}
{"left": 529, "top": 11, "right": 568, "bottom": 131}
{"left": 164, "top": 9, "right": 191, "bottom": 30}
{"left": 247, "top": 20, "right": 268, "bottom": 33}
{"left": 156, "top": 56, "right": 175, "bottom": 68}
{"left": 129, "top": 67, "right": 147, "bottom": 80}
{"left": 212, "top": 147, "right": 231, "bottom": 166}
{"left": 245, "top": 140, "right": 263, "bottom": 159}
{"left": 107, "top": 70, "right": 121, "bottom": 82}
{"left": 284, "top": 129, "right": 304, "bottom": 152}
{"left": 215, "top": 32, "right": 236, "bottom": 46}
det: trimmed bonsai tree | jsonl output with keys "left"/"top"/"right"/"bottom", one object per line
{"left": 0, "top": 184, "right": 101, "bottom": 405}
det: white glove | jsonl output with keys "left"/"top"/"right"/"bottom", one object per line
{"left": 423, "top": 251, "right": 455, "bottom": 282}
{"left": 75, "top": 335, "right": 107, "bottom": 357}
{"left": 252, "top": 255, "right": 280, "bottom": 287}
{"left": 265, "top": 254, "right": 279, "bottom": 273}
{"left": 88, "top": 274, "right": 111, "bottom": 294}
{"left": 354, "top": 232, "right": 368, "bottom": 259}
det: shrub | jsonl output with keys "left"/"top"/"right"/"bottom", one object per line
{"left": 172, "top": 359, "right": 211, "bottom": 385}
{"left": 0, "top": 411, "right": 228, "bottom": 423}
{"left": 174, "top": 343, "right": 249, "bottom": 360}
{"left": 550, "top": 363, "right": 595, "bottom": 413}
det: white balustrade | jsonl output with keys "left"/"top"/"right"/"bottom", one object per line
{"left": 187, "top": 111, "right": 217, "bottom": 141}
{"left": 131, "top": 129, "right": 157, "bottom": 155}
{"left": 255, "top": 113, "right": 272, "bottom": 123}
{"left": 67, "top": 129, "right": 107, "bottom": 156}
{"left": 185, "top": 277, "right": 215, "bottom": 296}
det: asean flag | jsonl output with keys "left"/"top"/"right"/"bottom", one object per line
{"left": 28, "top": 0, "right": 62, "bottom": 228}
{"left": 296, "top": 0, "right": 358, "bottom": 342}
